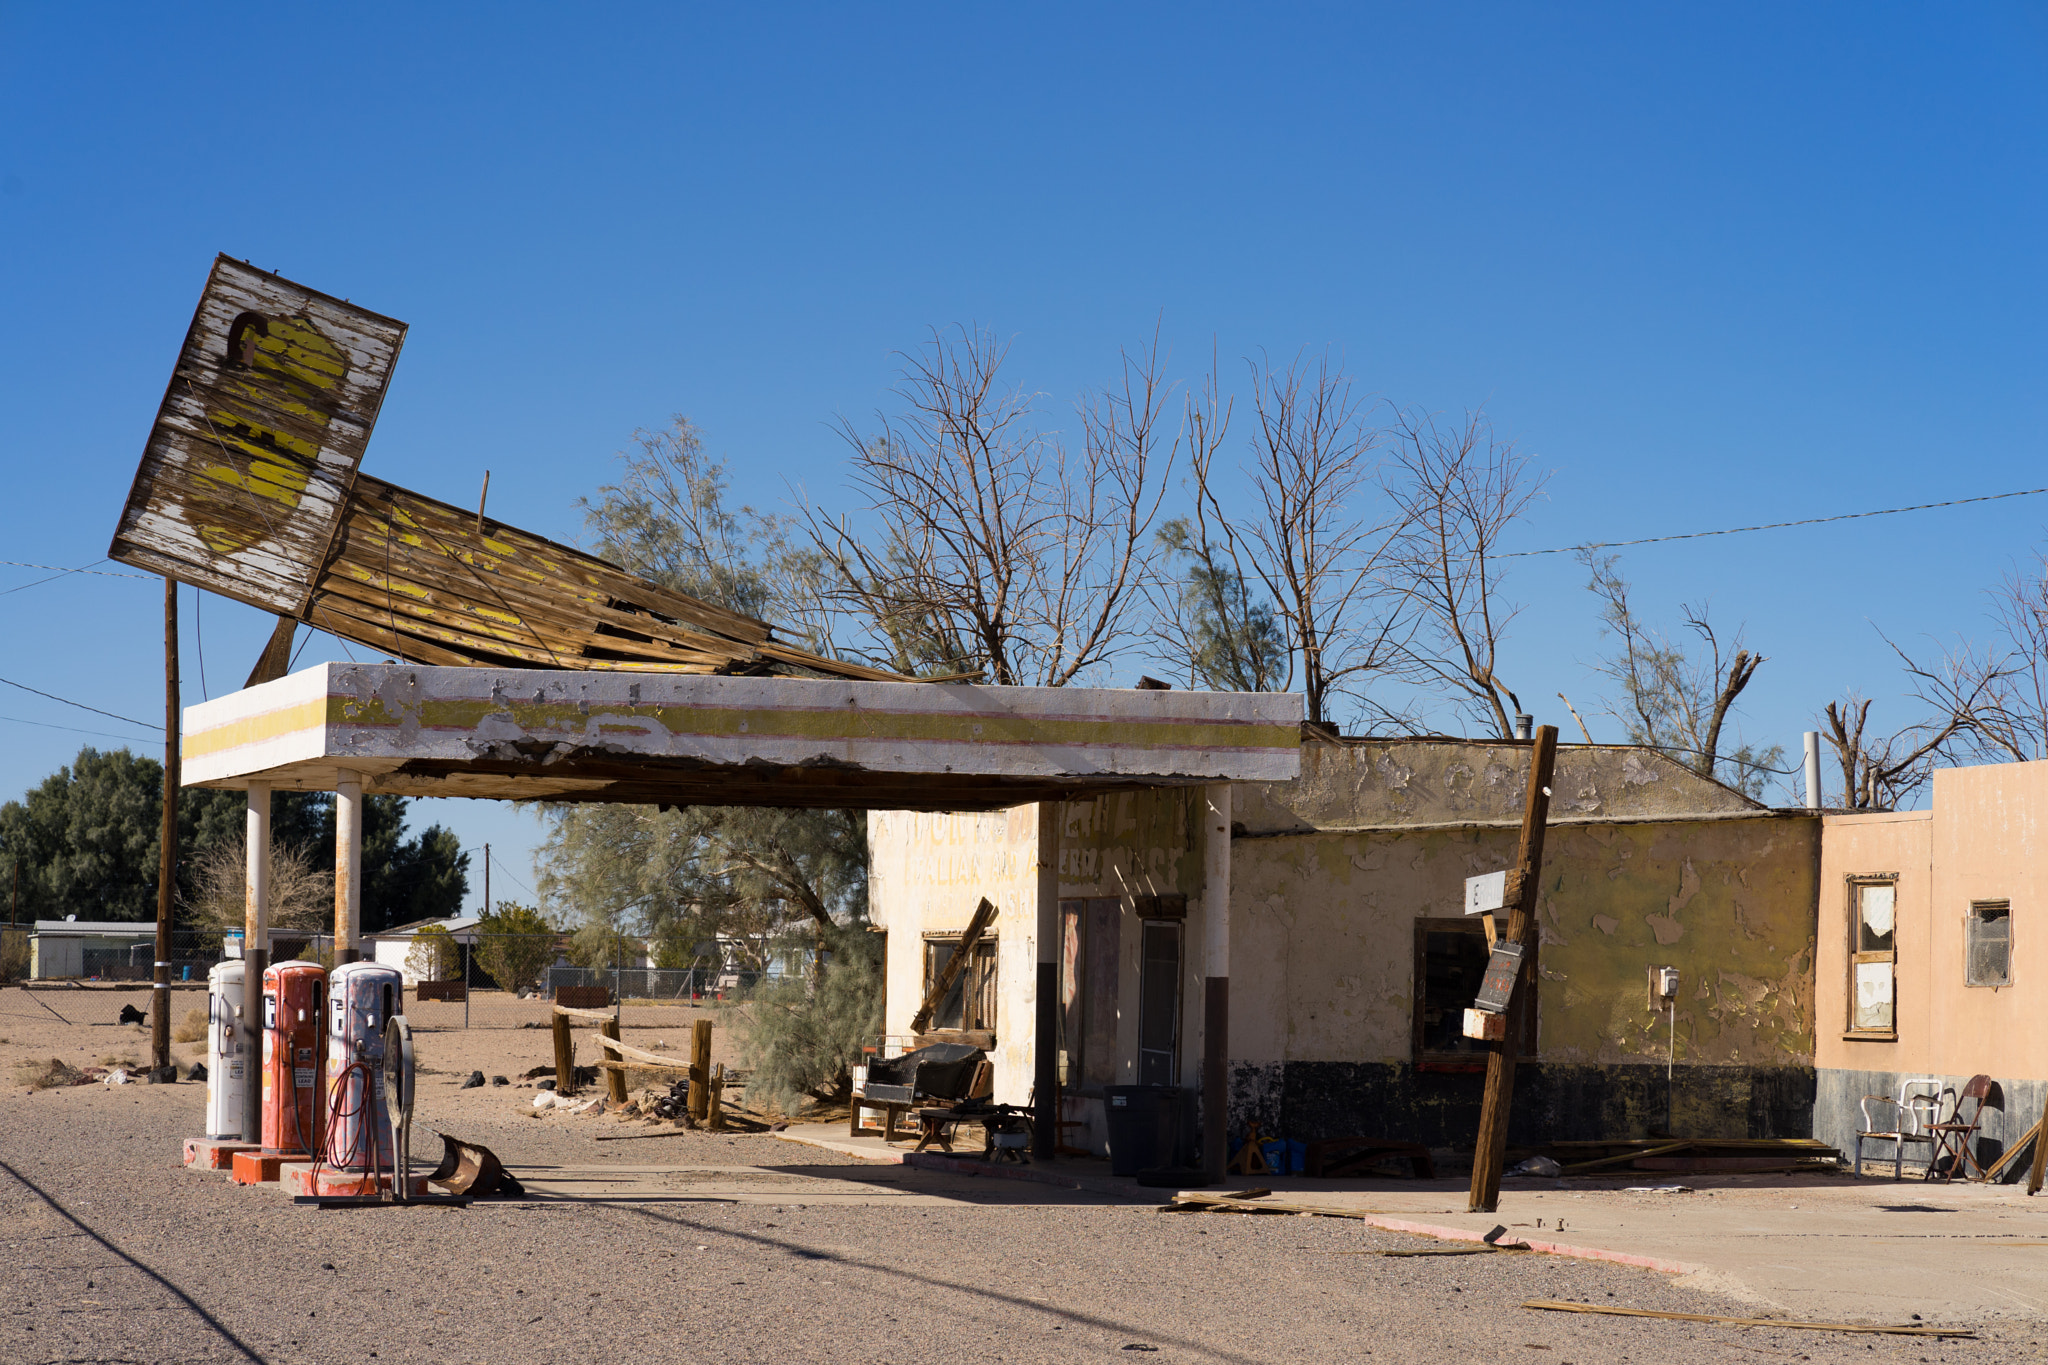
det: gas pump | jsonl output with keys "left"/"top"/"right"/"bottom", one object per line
{"left": 261, "top": 961, "right": 326, "bottom": 1156}
{"left": 323, "top": 961, "right": 403, "bottom": 1171}
{"left": 204, "top": 960, "right": 248, "bottom": 1140}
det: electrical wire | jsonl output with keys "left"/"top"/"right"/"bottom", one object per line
{"left": 194, "top": 585, "right": 208, "bottom": 701}
{"left": 0, "top": 674, "right": 156, "bottom": 730}
{"left": 0, "top": 557, "right": 153, "bottom": 580}
{"left": 0, "top": 712, "right": 159, "bottom": 743}
{"left": 1502, "top": 484, "right": 2048, "bottom": 558}
{"left": 488, "top": 849, "right": 537, "bottom": 902}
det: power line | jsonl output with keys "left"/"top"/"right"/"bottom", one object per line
{"left": 0, "top": 713, "right": 159, "bottom": 743}
{"left": 488, "top": 848, "right": 537, "bottom": 901}
{"left": 1502, "top": 485, "right": 2048, "bottom": 559}
{"left": 0, "top": 675, "right": 157, "bottom": 731}
{"left": 0, "top": 558, "right": 152, "bottom": 580}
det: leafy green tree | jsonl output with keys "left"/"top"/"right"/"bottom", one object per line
{"left": 473, "top": 901, "right": 558, "bottom": 994}
{"left": 1155, "top": 517, "right": 1288, "bottom": 693}
{"left": 406, "top": 923, "right": 462, "bottom": 980}
{"left": 0, "top": 747, "right": 466, "bottom": 927}
{"left": 729, "top": 923, "right": 885, "bottom": 1111}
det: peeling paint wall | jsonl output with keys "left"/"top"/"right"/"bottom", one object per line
{"left": 869, "top": 745, "right": 1821, "bottom": 1151}
{"left": 1236, "top": 738, "right": 1761, "bottom": 834}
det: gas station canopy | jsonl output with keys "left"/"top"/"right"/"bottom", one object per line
{"left": 183, "top": 663, "right": 1304, "bottom": 810}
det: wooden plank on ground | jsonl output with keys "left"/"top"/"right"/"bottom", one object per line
{"left": 1559, "top": 1141, "right": 1693, "bottom": 1175}
{"left": 1521, "top": 1300, "right": 1975, "bottom": 1338}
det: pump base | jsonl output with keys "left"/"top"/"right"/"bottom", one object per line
{"left": 183, "top": 1139, "right": 258, "bottom": 1171}
{"left": 231, "top": 1151, "right": 285, "bottom": 1185}
{"left": 280, "top": 1163, "right": 431, "bottom": 1200}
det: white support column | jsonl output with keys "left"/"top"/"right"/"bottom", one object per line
{"left": 242, "top": 781, "right": 271, "bottom": 1147}
{"left": 1033, "top": 800, "right": 1060, "bottom": 1159}
{"left": 335, "top": 771, "right": 363, "bottom": 964}
{"left": 1200, "top": 783, "right": 1232, "bottom": 1177}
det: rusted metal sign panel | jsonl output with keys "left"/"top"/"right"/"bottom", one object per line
{"left": 109, "top": 256, "right": 407, "bottom": 614}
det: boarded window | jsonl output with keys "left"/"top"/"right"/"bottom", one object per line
{"left": 1413, "top": 919, "right": 1534, "bottom": 1062}
{"left": 1137, "top": 920, "right": 1182, "bottom": 1087}
{"left": 1849, "top": 880, "right": 1897, "bottom": 1033}
{"left": 1966, "top": 901, "right": 2012, "bottom": 988}
{"left": 1058, "top": 897, "right": 1123, "bottom": 1088}
{"left": 922, "top": 937, "right": 997, "bottom": 1033}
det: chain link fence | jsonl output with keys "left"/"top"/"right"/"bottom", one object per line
{"left": 1, "top": 926, "right": 796, "bottom": 1003}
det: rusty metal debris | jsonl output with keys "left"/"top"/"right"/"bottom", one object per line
{"left": 110, "top": 257, "right": 912, "bottom": 685}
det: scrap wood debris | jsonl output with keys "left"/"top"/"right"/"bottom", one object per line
{"left": 1522, "top": 1300, "right": 1975, "bottom": 1338}
{"left": 1163, "top": 1191, "right": 1387, "bottom": 1219}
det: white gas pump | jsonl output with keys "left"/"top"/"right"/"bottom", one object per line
{"left": 205, "top": 960, "right": 248, "bottom": 1140}
{"left": 323, "top": 961, "right": 403, "bottom": 1171}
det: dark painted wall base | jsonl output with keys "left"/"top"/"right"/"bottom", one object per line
{"left": 1228, "top": 1060, "right": 1816, "bottom": 1149}
{"left": 1816, "top": 1068, "right": 2046, "bottom": 1179}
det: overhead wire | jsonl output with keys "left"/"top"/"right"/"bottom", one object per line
{"left": 1502, "top": 485, "right": 2048, "bottom": 558}
{"left": 0, "top": 675, "right": 156, "bottom": 730}
{"left": 0, "top": 713, "right": 159, "bottom": 743}
{"left": 0, "top": 557, "right": 152, "bottom": 580}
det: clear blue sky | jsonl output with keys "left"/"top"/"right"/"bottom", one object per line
{"left": 2, "top": 5, "right": 2044, "bottom": 901}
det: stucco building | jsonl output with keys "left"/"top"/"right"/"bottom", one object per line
{"left": 1814, "top": 757, "right": 2048, "bottom": 1169}
{"left": 870, "top": 736, "right": 1823, "bottom": 1158}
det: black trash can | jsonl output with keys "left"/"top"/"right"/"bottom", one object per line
{"left": 1104, "top": 1085, "right": 1185, "bottom": 1176}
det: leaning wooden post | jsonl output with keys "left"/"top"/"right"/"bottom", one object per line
{"left": 552, "top": 1007, "right": 575, "bottom": 1095}
{"left": 600, "top": 1015, "right": 629, "bottom": 1105}
{"left": 2028, "top": 1086, "right": 2048, "bottom": 1197}
{"left": 689, "top": 1018, "right": 714, "bottom": 1122}
{"left": 1467, "top": 725, "right": 1559, "bottom": 1214}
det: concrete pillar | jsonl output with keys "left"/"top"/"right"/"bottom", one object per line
{"left": 335, "top": 772, "right": 363, "bottom": 964}
{"left": 1033, "top": 800, "right": 1060, "bottom": 1159}
{"left": 1200, "top": 783, "right": 1232, "bottom": 1177}
{"left": 242, "top": 781, "right": 270, "bottom": 1148}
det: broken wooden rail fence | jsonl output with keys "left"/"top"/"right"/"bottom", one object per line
{"left": 550, "top": 1005, "right": 727, "bottom": 1127}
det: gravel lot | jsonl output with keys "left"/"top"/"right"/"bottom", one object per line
{"left": 0, "top": 986, "right": 2030, "bottom": 1364}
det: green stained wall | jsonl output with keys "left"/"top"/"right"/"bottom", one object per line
{"left": 1229, "top": 815, "right": 1820, "bottom": 1070}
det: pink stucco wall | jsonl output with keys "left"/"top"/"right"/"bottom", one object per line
{"left": 1817, "top": 759, "right": 2048, "bottom": 1081}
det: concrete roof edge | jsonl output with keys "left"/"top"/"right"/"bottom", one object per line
{"left": 1236, "top": 808, "right": 1809, "bottom": 839}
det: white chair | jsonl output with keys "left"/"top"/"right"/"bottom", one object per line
{"left": 1855, "top": 1077, "right": 1943, "bottom": 1178}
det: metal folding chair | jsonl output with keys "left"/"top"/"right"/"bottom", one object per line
{"left": 1926, "top": 1074, "right": 2003, "bottom": 1182}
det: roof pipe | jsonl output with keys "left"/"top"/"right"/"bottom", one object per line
{"left": 1803, "top": 731, "right": 1822, "bottom": 811}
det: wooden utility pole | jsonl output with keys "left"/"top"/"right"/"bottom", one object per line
{"left": 1467, "top": 724, "right": 1559, "bottom": 1214}
{"left": 152, "top": 577, "right": 180, "bottom": 1080}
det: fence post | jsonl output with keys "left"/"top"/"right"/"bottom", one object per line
{"left": 689, "top": 1018, "right": 714, "bottom": 1122}
{"left": 552, "top": 1008, "right": 575, "bottom": 1095}
{"left": 600, "top": 1015, "right": 628, "bottom": 1105}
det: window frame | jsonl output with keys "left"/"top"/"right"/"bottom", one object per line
{"left": 1964, "top": 899, "right": 2013, "bottom": 990}
{"left": 1411, "top": 917, "right": 1535, "bottom": 1068}
{"left": 920, "top": 932, "right": 999, "bottom": 1034}
{"left": 1845, "top": 875, "right": 1899, "bottom": 1039}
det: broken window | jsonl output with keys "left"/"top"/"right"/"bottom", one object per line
{"left": 1137, "top": 919, "right": 1182, "bottom": 1087}
{"left": 1966, "top": 900, "right": 2011, "bottom": 988}
{"left": 1849, "top": 879, "right": 1897, "bottom": 1033}
{"left": 922, "top": 936, "right": 998, "bottom": 1033}
{"left": 1059, "top": 897, "right": 1123, "bottom": 1088}
{"left": 1413, "top": 919, "right": 1534, "bottom": 1063}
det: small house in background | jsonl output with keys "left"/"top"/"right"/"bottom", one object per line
{"left": 368, "top": 914, "right": 481, "bottom": 985}
{"left": 1814, "top": 758, "right": 2048, "bottom": 1166}
{"left": 28, "top": 919, "right": 158, "bottom": 979}
{"left": 871, "top": 736, "right": 1823, "bottom": 1156}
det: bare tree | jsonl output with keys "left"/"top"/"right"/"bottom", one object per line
{"left": 1580, "top": 551, "right": 1781, "bottom": 795}
{"left": 1154, "top": 351, "right": 1411, "bottom": 726}
{"left": 182, "top": 832, "right": 333, "bottom": 933}
{"left": 1820, "top": 692, "right": 1963, "bottom": 811}
{"left": 1967, "top": 553, "right": 2048, "bottom": 762}
{"left": 804, "top": 326, "right": 1173, "bottom": 686}
{"left": 1383, "top": 407, "right": 1546, "bottom": 738}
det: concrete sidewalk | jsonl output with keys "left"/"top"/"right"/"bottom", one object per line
{"left": 776, "top": 1123, "right": 2048, "bottom": 1325}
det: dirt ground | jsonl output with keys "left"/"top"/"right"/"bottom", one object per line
{"left": 0, "top": 985, "right": 2034, "bottom": 1364}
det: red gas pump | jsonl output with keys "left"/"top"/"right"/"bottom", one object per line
{"left": 261, "top": 961, "right": 327, "bottom": 1156}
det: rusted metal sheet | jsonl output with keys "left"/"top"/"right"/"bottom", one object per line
{"left": 109, "top": 256, "right": 406, "bottom": 613}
